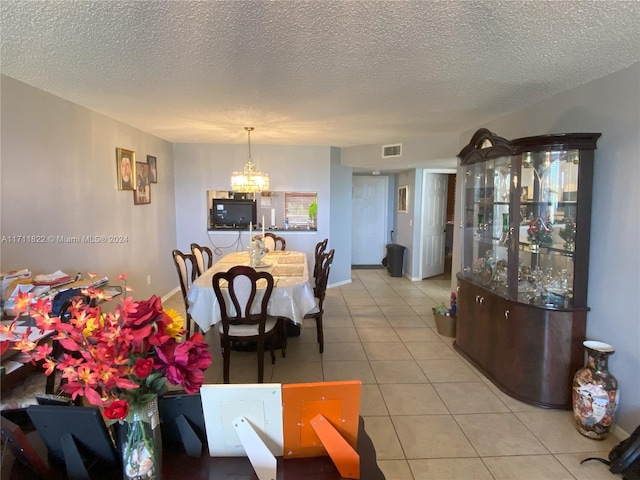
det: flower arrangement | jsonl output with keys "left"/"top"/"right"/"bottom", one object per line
{"left": 559, "top": 217, "right": 576, "bottom": 251}
{"left": 1, "top": 273, "right": 211, "bottom": 407}
{"left": 527, "top": 216, "right": 554, "bottom": 247}
{"left": 0, "top": 273, "right": 212, "bottom": 479}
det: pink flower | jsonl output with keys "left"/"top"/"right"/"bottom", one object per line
{"left": 155, "top": 333, "right": 212, "bottom": 394}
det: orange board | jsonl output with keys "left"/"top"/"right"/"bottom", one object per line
{"left": 282, "top": 381, "right": 361, "bottom": 460}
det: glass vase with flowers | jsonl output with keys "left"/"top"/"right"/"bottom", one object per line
{"left": 0, "top": 273, "right": 212, "bottom": 480}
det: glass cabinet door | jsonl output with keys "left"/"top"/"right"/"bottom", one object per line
{"left": 462, "top": 155, "right": 512, "bottom": 299}
{"left": 517, "top": 149, "right": 580, "bottom": 307}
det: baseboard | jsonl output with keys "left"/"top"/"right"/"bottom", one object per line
{"left": 328, "top": 278, "right": 351, "bottom": 289}
{"left": 612, "top": 423, "right": 630, "bottom": 440}
{"left": 162, "top": 286, "right": 181, "bottom": 302}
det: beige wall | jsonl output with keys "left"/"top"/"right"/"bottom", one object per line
{"left": 1, "top": 75, "right": 178, "bottom": 300}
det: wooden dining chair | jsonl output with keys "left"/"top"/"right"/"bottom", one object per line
{"left": 263, "top": 232, "right": 286, "bottom": 251}
{"left": 313, "top": 238, "right": 329, "bottom": 282}
{"left": 213, "top": 266, "right": 283, "bottom": 383}
{"left": 172, "top": 249, "right": 199, "bottom": 335}
{"left": 304, "top": 248, "right": 335, "bottom": 354}
{"left": 190, "top": 243, "right": 213, "bottom": 276}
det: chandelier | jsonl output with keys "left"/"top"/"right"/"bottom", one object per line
{"left": 230, "top": 127, "right": 269, "bottom": 193}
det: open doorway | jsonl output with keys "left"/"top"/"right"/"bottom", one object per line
{"left": 444, "top": 173, "right": 456, "bottom": 277}
{"left": 419, "top": 172, "right": 456, "bottom": 280}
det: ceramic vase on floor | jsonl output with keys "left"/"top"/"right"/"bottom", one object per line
{"left": 120, "top": 396, "right": 163, "bottom": 480}
{"left": 572, "top": 341, "right": 619, "bottom": 440}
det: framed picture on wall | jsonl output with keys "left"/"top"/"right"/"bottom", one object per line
{"left": 116, "top": 148, "right": 136, "bottom": 190}
{"left": 147, "top": 155, "right": 157, "bottom": 183}
{"left": 134, "top": 162, "right": 151, "bottom": 205}
{"left": 398, "top": 185, "right": 409, "bottom": 213}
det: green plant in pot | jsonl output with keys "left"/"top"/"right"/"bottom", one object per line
{"left": 308, "top": 195, "right": 317, "bottom": 229}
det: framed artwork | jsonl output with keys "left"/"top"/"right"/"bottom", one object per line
{"left": 398, "top": 185, "right": 408, "bottom": 212}
{"left": 116, "top": 148, "right": 136, "bottom": 190}
{"left": 147, "top": 155, "right": 157, "bottom": 183}
{"left": 134, "top": 162, "right": 151, "bottom": 205}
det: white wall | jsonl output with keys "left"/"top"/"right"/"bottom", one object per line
{"left": 0, "top": 75, "right": 178, "bottom": 299}
{"left": 341, "top": 133, "right": 460, "bottom": 171}
{"left": 172, "top": 143, "right": 351, "bottom": 283}
{"left": 395, "top": 170, "right": 417, "bottom": 278}
{"left": 456, "top": 63, "right": 640, "bottom": 434}
{"left": 329, "top": 147, "right": 353, "bottom": 285}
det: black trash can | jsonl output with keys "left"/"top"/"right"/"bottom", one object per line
{"left": 385, "top": 244, "right": 406, "bottom": 277}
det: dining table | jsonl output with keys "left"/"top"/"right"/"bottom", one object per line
{"left": 187, "top": 250, "right": 317, "bottom": 333}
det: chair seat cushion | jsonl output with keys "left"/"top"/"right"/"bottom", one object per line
{"left": 218, "top": 316, "right": 279, "bottom": 337}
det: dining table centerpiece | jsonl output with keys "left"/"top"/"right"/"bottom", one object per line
{"left": 0, "top": 273, "right": 212, "bottom": 480}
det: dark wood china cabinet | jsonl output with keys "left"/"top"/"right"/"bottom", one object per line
{"left": 455, "top": 129, "right": 600, "bottom": 408}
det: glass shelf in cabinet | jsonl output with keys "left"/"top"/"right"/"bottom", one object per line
{"left": 518, "top": 242, "right": 575, "bottom": 257}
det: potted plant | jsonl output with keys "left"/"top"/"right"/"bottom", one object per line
{"left": 432, "top": 293, "right": 457, "bottom": 337}
{"left": 308, "top": 195, "right": 318, "bottom": 229}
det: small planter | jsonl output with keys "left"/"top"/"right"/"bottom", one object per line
{"left": 432, "top": 308, "right": 457, "bottom": 337}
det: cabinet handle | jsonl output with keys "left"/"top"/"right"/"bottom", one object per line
{"left": 456, "top": 286, "right": 460, "bottom": 293}
{"left": 504, "top": 310, "right": 510, "bottom": 319}
{"left": 479, "top": 297, "right": 485, "bottom": 305}
{"left": 475, "top": 295, "right": 481, "bottom": 303}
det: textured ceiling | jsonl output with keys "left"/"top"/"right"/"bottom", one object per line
{"left": 1, "top": 0, "right": 639, "bottom": 148}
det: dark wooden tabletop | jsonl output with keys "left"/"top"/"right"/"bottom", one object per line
{"left": 3, "top": 415, "right": 385, "bottom": 480}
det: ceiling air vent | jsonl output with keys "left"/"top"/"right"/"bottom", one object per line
{"left": 382, "top": 144, "right": 402, "bottom": 158}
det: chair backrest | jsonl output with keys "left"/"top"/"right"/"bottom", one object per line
{"left": 190, "top": 243, "right": 213, "bottom": 276}
{"left": 313, "top": 238, "right": 329, "bottom": 280}
{"left": 314, "top": 249, "right": 335, "bottom": 310}
{"left": 263, "top": 232, "right": 286, "bottom": 251}
{"left": 212, "top": 266, "right": 275, "bottom": 336}
{"left": 172, "top": 249, "right": 197, "bottom": 301}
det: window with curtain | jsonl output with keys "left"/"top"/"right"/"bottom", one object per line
{"left": 284, "top": 192, "right": 316, "bottom": 226}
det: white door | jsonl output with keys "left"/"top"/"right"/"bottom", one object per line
{"left": 352, "top": 176, "right": 388, "bottom": 265}
{"left": 421, "top": 172, "right": 448, "bottom": 278}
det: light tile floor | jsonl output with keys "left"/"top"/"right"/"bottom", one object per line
{"left": 164, "top": 268, "right": 618, "bottom": 480}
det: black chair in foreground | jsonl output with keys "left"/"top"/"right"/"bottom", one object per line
{"left": 172, "top": 249, "right": 199, "bottom": 335}
{"left": 304, "top": 248, "right": 335, "bottom": 354}
{"left": 190, "top": 243, "right": 213, "bottom": 277}
{"left": 213, "top": 266, "right": 284, "bottom": 383}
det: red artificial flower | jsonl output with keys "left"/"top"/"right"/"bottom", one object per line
{"left": 104, "top": 400, "right": 130, "bottom": 420}
{"left": 123, "top": 295, "right": 164, "bottom": 343}
{"left": 133, "top": 357, "right": 155, "bottom": 378}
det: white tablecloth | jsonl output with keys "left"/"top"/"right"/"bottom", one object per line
{"left": 187, "top": 250, "right": 317, "bottom": 333}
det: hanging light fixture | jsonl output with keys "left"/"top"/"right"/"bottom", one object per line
{"left": 230, "top": 127, "right": 269, "bottom": 193}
